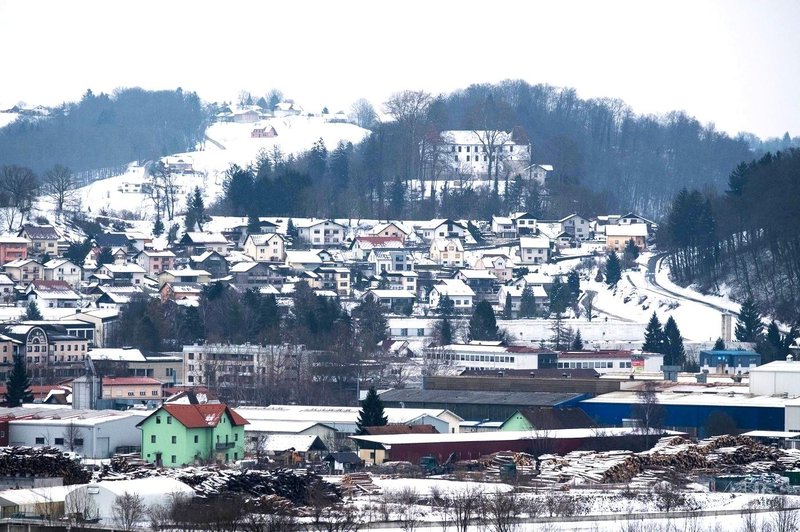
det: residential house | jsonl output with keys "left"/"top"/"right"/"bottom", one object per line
{"left": 232, "top": 109, "right": 260, "bottom": 123}
{"left": 437, "top": 130, "right": 531, "bottom": 178}
{"left": 619, "top": 212, "right": 657, "bottom": 233}
{"left": 0, "top": 236, "right": 29, "bottom": 263}
{"left": 369, "top": 222, "right": 411, "bottom": 241}
{"left": 368, "top": 249, "right": 414, "bottom": 274}
{"left": 0, "top": 273, "right": 15, "bottom": 305}
{"left": 518, "top": 236, "right": 551, "bottom": 265}
{"left": 178, "top": 232, "right": 232, "bottom": 256}
{"left": 429, "top": 238, "right": 464, "bottom": 267}
{"left": 243, "top": 233, "right": 285, "bottom": 262}
{"left": 190, "top": 251, "right": 229, "bottom": 279}
{"left": 25, "top": 280, "right": 81, "bottom": 308}
{"left": 3, "top": 258, "right": 43, "bottom": 284}
{"left": 315, "top": 266, "right": 351, "bottom": 296}
{"left": 123, "top": 232, "right": 152, "bottom": 252}
{"left": 472, "top": 254, "right": 513, "bottom": 283}
{"left": 417, "top": 219, "right": 466, "bottom": 242}
{"left": 490, "top": 216, "right": 517, "bottom": 238}
{"left": 375, "top": 270, "right": 418, "bottom": 294}
{"left": 133, "top": 249, "right": 176, "bottom": 276}
{"left": 43, "top": 259, "right": 81, "bottom": 287}
{"left": 455, "top": 269, "right": 498, "bottom": 301}
{"left": 295, "top": 219, "right": 347, "bottom": 247}
{"left": 512, "top": 212, "right": 538, "bottom": 235}
{"left": 159, "top": 269, "right": 212, "bottom": 285}
{"left": 101, "top": 377, "right": 163, "bottom": 404}
{"left": 163, "top": 155, "right": 194, "bottom": 173}
{"left": 229, "top": 261, "right": 283, "bottom": 289}
{"left": 17, "top": 225, "right": 59, "bottom": 256}
{"left": 285, "top": 250, "right": 324, "bottom": 271}
{"left": 93, "top": 285, "right": 145, "bottom": 310}
{"left": 350, "top": 236, "right": 405, "bottom": 261}
{"left": 95, "top": 263, "right": 147, "bottom": 286}
{"left": 605, "top": 224, "right": 648, "bottom": 252}
{"left": 274, "top": 102, "right": 303, "bottom": 117}
{"left": 160, "top": 282, "right": 203, "bottom": 304}
{"left": 559, "top": 214, "right": 590, "bottom": 241}
{"left": 94, "top": 232, "right": 133, "bottom": 253}
{"left": 361, "top": 289, "right": 415, "bottom": 313}
{"left": 251, "top": 125, "right": 277, "bottom": 138}
{"left": 428, "top": 279, "right": 475, "bottom": 313}
{"left": 496, "top": 285, "right": 548, "bottom": 317}
{"left": 137, "top": 403, "right": 248, "bottom": 467}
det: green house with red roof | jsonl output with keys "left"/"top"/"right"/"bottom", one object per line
{"left": 137, "top": 403, "right": 249, "bottom": 467}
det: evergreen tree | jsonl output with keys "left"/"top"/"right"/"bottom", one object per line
{"left": 286, "top": 218, "right": 298, "bottom": 244}
{"left": 567, "top": 270, "right": 580, "bottom": 302}
{"left": 64, "top": 238, "right": 93, "bottom": 267}
{"left": 468, "top": 300, "right": 500, "bottom": 341}
{"left": 519, "top": 286, "right": 537, "bottom": 318}
{"left": 642, "top": 312, "right": 666, "bottom": 353}
{"left": 389, "top": 176, "right": 405, "bottom": 217}
{"left": 571, "top": 329, "right": 584, "bottom": 351}
{"left": 436, "top": 295, "right": 454, "bottom": 317}
{"left": 735, "top": 298, "right": 763, "bottom": 343}
{"left": 355, "top": 387, "right": 388, "bottom": 434}
{"left": 663, "top": 316, "right": 686, "bottom": 367}
{"left": 184, "top": 187, "right": 205, "bottom": 231}
{"left": 623, "top": 239, "right": 640, "bottom": 268}
{"left": 24, "top": 300, "right": 43, "bottom": 321}
{"left": 152, "top": 215, "right": 164, "bottom": 237}
{"left": 435, "top": 316, "right": 453, "bottom": 346}
{"left": 4, "top": 355, "right": 33, "bottom": 407}
{"left": 97, "top": 247, "right": 114, "bottom": 265}
{"left": 713, "top": 337, "right": 726, "bottom": 351}
{"left": 503, "top": 293, "right": 513, "bottom": 320}
{"left": 548, "top": 276, "right": 569, "bottom": 317}
{"left": 605, "top": 251, "right": 622, "bottom": 285}
{"left": 167, "top": 223, "right": 180, "bottom": 244}
{"left": 352, "top": 298, "right": 388, "bottom": 355}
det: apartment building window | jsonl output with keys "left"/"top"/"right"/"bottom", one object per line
{"left": 151, "top": 435, "right": 156, "bottom": 443}
{"left": 194, "top": 435, "right": 199, "bottom": 443}
{"left": 171, "top": 436, "right": 177, "bottom": 444}
{"left": 167, "top": 416, "right": 172, "bottom": 424}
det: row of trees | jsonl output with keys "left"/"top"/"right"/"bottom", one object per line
{"left": 735, "top": 298, "right": 799, "bottom": 363}
{"left": 659, "top": 149, "right": 800, "bottom": 322}
{"left": 642, "top": 313, "right": 691, "bottom": 369}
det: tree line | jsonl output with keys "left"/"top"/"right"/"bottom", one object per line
{"left": 658, "top": 148, "right": 800, "bottom": 322}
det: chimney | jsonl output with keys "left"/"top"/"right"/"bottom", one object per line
{"left": 787, "top": 354, "right": 794, "bottom": 363}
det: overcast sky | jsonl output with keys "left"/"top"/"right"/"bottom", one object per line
{"left": 1, "top": 0, "right": 798, "bottom": 139}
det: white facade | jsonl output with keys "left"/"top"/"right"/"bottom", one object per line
{"left": 244, "top": 233, "right": 285, "bottom": 262}
{"left": 438, "top": 130, "right": 531, "bottom": 177}
{"left": 388, "top": 318, "right": 435, "bottom": 340}
{"left": 428, "top": 279, "right": 475, "bottom": 311}
{"left": 749, "top": 361, "right": 800, "bottom": 397}
{"left": 296, "top": 219, "right": 346, "bottom": 247}
{"left": 556, "top": 352, "right": 664, "bottom": 374}
{"left": 519, "top": 236, "right": 551, "bottom": 265}
{"left": 429, "top": 238, "right": 464, "bottom": 267}
{"left": 43, "top": 260, "right": 82, "bottom": 287}
{"left": 9, "top": 412, "right": 144, "bottom": 459}
{"left": 426, "top": 343, "right": 551, "bottom": 371}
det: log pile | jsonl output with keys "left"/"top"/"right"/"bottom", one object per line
{"left": 0, "top": 446, "right": 90, "bottom": 485}
{"left": 341, "top": 472, "right": 380, "bottom": 494}
{"left": 535, "top": 436, "right": 800, "bottom": 486}
{"left": 486, "top": 451, "right": 537, "bottom": 475}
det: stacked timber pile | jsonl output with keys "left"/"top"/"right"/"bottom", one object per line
{"left": 341, "top": 472, "right": 381, "bottom": 494}
{"left": 0, "top": 446, "right": 90, "bottom": 485}
{"left": 486, "top": 451, "right": 537, "bottom": 475}
{"left": 536, "top": 436, "right": 800, "bottom": 486}
{"left": 170, "top": 467, "right": 340, "bottom": 506}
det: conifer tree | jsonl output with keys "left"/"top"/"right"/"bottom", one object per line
{"left": 605, "top": 251, "right": 622, "bottom": 285}
{"left": 436, "top": 295, "right": 454, "bottom": 317}
{"left": 663, "top": 316, "right": 686, "bottom": 367}
{"left": 435, "top": 316, "right": 453, "bottom": 346}
{"left": 503, "top": 293, "right": 513, "bottom": 320}
{"left": 468, "top": 300, "right": 500, "bottom": 341}
{"left": 642, "top": 312, "right": 665, "bottom": 353}
{"left": 571, "top": 329, "right": 584, "bottom": 351}
{"left": 97, "top": 247, "right": 114, "bottom": 266}
{"left": 519, "top": 286, "right": 537, "bottom": 318}
{"left": 713, "top": 337, "right": 725, "bottom": 351}
{"left": 567, "top": 270, "right": 580, "bottom": 302}
{"left": 286, "top": 218, "right": 298, "bottom": 244}
{"left": 152, "top": 216, "right": 164, "bottom": 237}
{"left": 4, "top": 355, "right": 33, "bottom": 407}
{"left": 356, "top": 387, "right": 388, "bottom": 434}
{"left": 735, "top": 298, "right": 763, "bottom": 343}
{"left": 24, "top": 300, "right": 43, "bottom": 321}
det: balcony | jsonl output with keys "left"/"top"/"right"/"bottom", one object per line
{"left": 215, "top": 442, "right": 235, "bottom": 450}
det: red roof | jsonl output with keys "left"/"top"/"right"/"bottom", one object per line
{"left": 355, "top": 236, "right": 404, "bottom": 245}
{"left": 155, "top": 404, "right": 249, "bottom": 428}
{"left": 103, "top": 377, "right": 163, "bottom": 386}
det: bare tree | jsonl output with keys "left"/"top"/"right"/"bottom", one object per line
{"left": 42, "top": 164, "right": 77, "bottom": 215}
{"left": 65, "top": 486, "right": 99, "bottom": 523}
{"left": 63, "top": 421, "right": 82, "bottom": 452}
{"left": 242, "top": 511, "right": 298, "bottom": 532}
{"left": 145, "top": 161, "right": 179, "bottom": 220}
{"left": 113, "top": 491, "right": 146, "bottom": 531}
{"left": 384, "top": 90, "right": 432, "bottom": 181}
{"left": 349, "top": 99, "right": 377, "bottom": 129}
{"left": 0, "top": 164, "right": 38, "bottom": 231}
{"left": 771, "top": 495, "right": 799, "bottom": 532}
{"left": 632, "top": 380, "right": 666, "bottom": 446}
{"left": 448, "top": 486, "right": 483, "bottom": 532}
{"left": 485, "top": 490, "right": 519, "bottom": 532}
{"left": 147, "top": 502, "right": 172, "bottom": 532}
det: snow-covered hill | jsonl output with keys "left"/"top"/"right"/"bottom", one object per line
{"left": 73, "top": 115, "right": 370, "bottom": 218}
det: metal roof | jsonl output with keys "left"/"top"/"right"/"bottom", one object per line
{"left": 378, "top": 389, "right": 582, "bottom": 407}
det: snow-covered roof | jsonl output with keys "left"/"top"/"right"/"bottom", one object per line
{"left": 430, "top": 238, "right": 463, "bottom": 252}
{"left": 88, "top": 348, "right": 146, "bottom": 362}
{"left": 440, "top": 130, "right": 514, "bottom": 146}
{"left": 432, "top": 279, "right": 475, "bottom": 297}
{"left": 352, "top": 427, "right": 641, "bottom": 446}
{"left": 163, "top": 268, "right": 211, "bottom": 277}
{"left": 259, "top": 434, "right": 325, "bottom": 453}
{"left": 182, "top": 232, "right": 229, "bottom": 244}
{"left": 285, "top": 250, "right": 323, "bottom": 265}
{"left": 99, "top": 263, "right": 146, "bottom": 274}
{"left": 365, "top": 289, "right": 415, "bottom": 299}
{"left": 492, "top": 216, "right": 514, "bottom": 226}
{"left": 457, "top": 269, "right": 496, "bottom": 280}
{"left": 246, "top": 233, "right": 283, "bottom": 245}
{"left": 519, "top": 236, "right": 550, "bottom": 249}
{"left": 245, "top": 419, "right": 333, "bottom": 434}
{"left": 605, "top": 224, "right": 648, "bottom": 237}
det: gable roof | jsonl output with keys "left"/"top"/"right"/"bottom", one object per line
{"left": 19, "top": 224, "right": 59, "bottom": 240}
{"left": 94, "top": 232, "right": 132, "bottom": 248}
{"left": 141, "top": 403, "right": 248, "bottom": 429}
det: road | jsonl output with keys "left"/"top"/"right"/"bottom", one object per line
{"left": 636, "top": 253, "right": 738, "bottom": 316}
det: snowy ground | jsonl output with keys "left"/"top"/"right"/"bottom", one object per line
{"left": 0, "top": 111, "right": 19, "bottom": 129}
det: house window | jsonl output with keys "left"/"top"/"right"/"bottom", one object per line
{"left": 171, "top": 436, "right": 177, "bottom": 444}
{"left": 400, "top": 328, "right": 408, "bottom": 337}
{"left": 171, "top": 455, "right": 176, "bottom": 464}
{"left": 156, "top": 416, "right": 161, "bottom": 424}
{"left": 167, "top": 416, "right": 172, "bottom": 424}
{"left": 35, "top": 437, "right": 45, "bottom": 444}
{"left": 417, "top": 328, "right": 425, "bottom": 336}
{"left": 194, "top": 435, "right": 199, "bottom": 443}
{"left": 128, "top": 391, "right": 134, "bottom": 396}
{"left": 151, "top": 435, "right": 156, "bottom": 443}
{"left": 235, "top": 433, "right": 239, "bottom": 441}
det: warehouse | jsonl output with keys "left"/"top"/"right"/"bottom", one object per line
{"left": 378, "top": 389, "right": 586, "bottom": 421}
{"left": 65, "top": 478, "right": 193, "bottom": 521}
{"left": 580, "top": 390, "right": 786, "bottom": 437}
{"left": 351, "top": 427, "right": 656, "bottom": 464}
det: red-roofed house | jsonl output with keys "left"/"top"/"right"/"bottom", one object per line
{"left": 137, "top": 403, "right": 248, "bottom": 467}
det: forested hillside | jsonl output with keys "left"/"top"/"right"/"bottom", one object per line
{"left": 659, "top": 148, "right": 800, "bottom": 322}
{"left": 0, "top": 88, "right": 206, "bottom": 174}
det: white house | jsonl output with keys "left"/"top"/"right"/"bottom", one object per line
{"left": 95, "top": 263, "right": 147, "bottom": 286}
{"left": 25, "top": 280, "right": 82, "bottom": 308}
{"left": 368, "top": 249, "right": 414, "bottom": 274}
{"left": 472, "top": 254, "right": 514, "bottom": 283}
{"left": 429, "top": 238, "right": 464, "bottom": 267}
{"left": 43, "top": 259, "right": 81, "bottom": 287}
{"left": 496, "top": 284, "right": 548, "bottom": 317}
{"left": 491, "top": 216, "right": 517, "bottom": 238}
{"left": 605, "top": 224, "right": 648, "bottom": 252}
{"left": 559, "top": 214, "right": 591, "bottom": 241}
{"left": 244, "top": 233, "right": 286, "bottom": 262}
{"left": 285, "top": 250, "right": 324, "bottom": 271}
{"left": 512, "top": 212, "right": 538, "bottom": 235}
{"left": 178, "top": 232, "right": 232, "bottom": 256}
{"left": 369, "top": 222, "right": 411, "bottom": 241}
{"left": 519, "top": 236, "right": 551, "bottom": 265}
{"left": 438, "top": 130, "right": 531, "bottom": 177}
{"left": 428, "top": 279, "right": 475, "bottom": 312}
{"left": 416, "top": 219, "right": 466, "bottom": 242}
{"left": 295, "top": 219, "right": 347, "bottom": 247}
{"left": 362, "top": 289, "right": 416, "bottom": 313}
